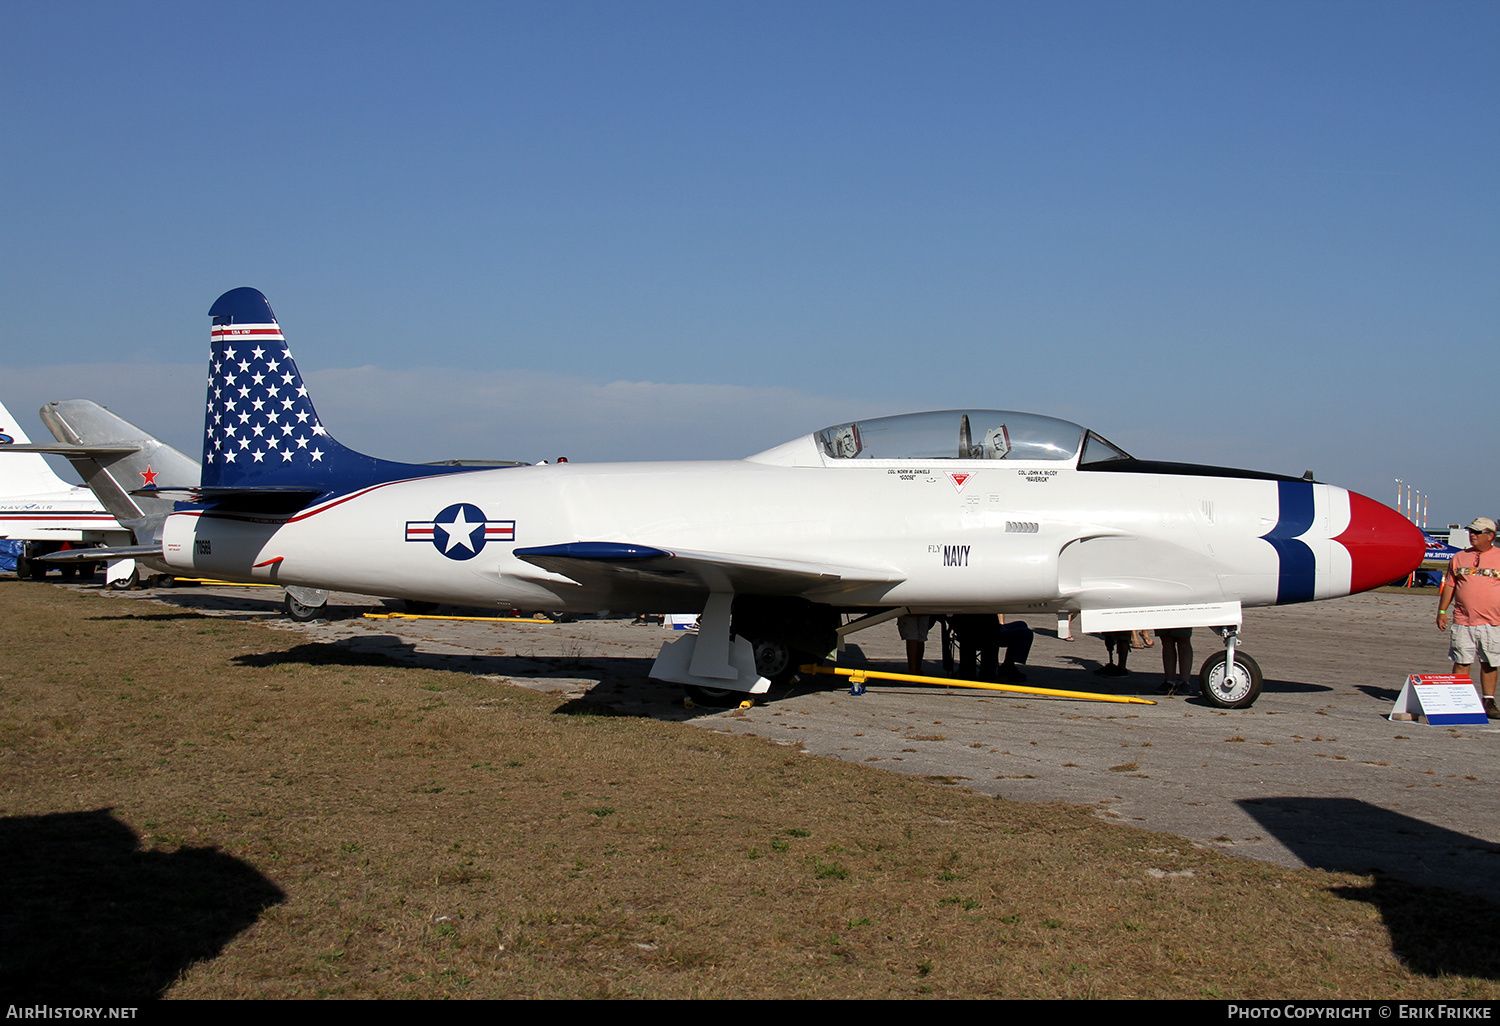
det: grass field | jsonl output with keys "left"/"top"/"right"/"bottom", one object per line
{"left": 3, "top": 578, "right": 1499, "bottom": 1000}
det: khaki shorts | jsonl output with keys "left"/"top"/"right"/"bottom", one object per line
{"left": 1450, "top": 622, "right": 1500, "bottom": 667}
{"left": 897, "top": 615, "right": 932, "bottom": 642}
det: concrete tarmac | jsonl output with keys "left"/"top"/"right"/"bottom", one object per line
{"left": 77, "top": 580, "right": 1500, "bottom": 900}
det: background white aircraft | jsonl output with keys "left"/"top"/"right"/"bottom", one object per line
{"left": 151, "top": 288, "right": 1422, "bottom": 708}
{"left": 9, "top": 399, "right": 202, "bottom": 589}
{"left": 0, "top": 397, "right": 128, "bottom": 580}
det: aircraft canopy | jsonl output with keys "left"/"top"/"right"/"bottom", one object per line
{"left": 813, "top": 410, "right": 1133, "bottom": 464}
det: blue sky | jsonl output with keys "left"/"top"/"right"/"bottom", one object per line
{"left": 3, "top": 0, "right": 1494, "bottom": 526}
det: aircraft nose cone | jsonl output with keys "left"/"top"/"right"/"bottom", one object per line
{"left": 1335, "top": 490, "right": 1426, "bottom": 594}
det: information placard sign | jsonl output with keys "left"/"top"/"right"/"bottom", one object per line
{"left": 1389, "top": 674, "right": 1489, "bottom": 725}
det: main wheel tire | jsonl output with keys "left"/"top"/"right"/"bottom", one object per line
{"left": 748, "top": 637, "right": 816, "bottom": 689}
{"left": 751, "top": 638, "right": 792, "bottom": 680}
{"left": 284, "top": 592, "right": 327, "bottom": 622}
{"left": 683, "top": 683, "right": 747, "bottom": 707}
{"left": 107, "top": 570, "right": 140, "bottom": 591}
{"left": 1198, "top": 650, "right": 1263, "bottom": 709}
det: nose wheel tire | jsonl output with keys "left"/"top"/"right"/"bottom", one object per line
{"left": 1198, "top": 650, "right": 1263, "bottom": 709}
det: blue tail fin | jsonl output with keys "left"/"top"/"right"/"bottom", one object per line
{"left": 204, "top": 287, "right": 457, "bottom": 500}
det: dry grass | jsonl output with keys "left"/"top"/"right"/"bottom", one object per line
{"left": 3, "top": 578, "right": 1499, "bottom": 1000}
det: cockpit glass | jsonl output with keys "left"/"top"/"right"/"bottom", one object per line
{"left": 815, "top": 410, "right": 1087, "bottom": 461}
{"left": 1078, "top": 430, "right": 1134, "bottom": 465}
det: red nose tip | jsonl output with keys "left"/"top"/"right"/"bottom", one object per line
{"left": 1335, "top": 490, "right": 1427, "bottom": 593}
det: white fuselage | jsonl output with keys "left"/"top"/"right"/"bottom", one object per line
{"left": 160, "top": 449, "right": 1363, "bottom": 618}
{"left": 0, "top": 492, "right": 125, "bottom": 545}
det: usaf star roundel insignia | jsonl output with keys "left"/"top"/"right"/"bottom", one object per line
{"left": 405, "top": 503, "right": 515, "bottom": 561}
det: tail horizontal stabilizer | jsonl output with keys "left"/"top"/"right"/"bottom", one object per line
{"left": 39, "top": 399, "right": 200, "bottom": 529}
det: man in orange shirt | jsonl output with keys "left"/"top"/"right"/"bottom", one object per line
{"left": 1438, "top": 517, "right": 1500, "bottom": 718}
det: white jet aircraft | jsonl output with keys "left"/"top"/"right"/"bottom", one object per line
{"left": 152, "top": 288, "right": 1424, "bottom": 708}
{"left": 0, "top": 397, "right": 129, "bottom": 579}
{"left": 9, "top": 399, "right": 206, "bottom": 589}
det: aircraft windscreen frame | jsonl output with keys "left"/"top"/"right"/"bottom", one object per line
{"left": 814, "top": 410, "right": 1134, "bottom": 465}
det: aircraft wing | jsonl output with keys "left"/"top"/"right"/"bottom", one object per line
{"left": 36, "top": 544, "right": 163, "bottom": 564}
{"left": 512, "top": 542, "right": 903, "bottom": 600}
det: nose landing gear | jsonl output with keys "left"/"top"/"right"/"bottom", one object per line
{"left": 1198, "top": 626, "right": 1263, "bottom": 708}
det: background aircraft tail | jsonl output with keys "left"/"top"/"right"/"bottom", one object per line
{"left": 0, "top": 397, "right": 77, "bottom": 499}
{"left": 204, "top": 287, "right": 464, "bottom": 501}
{"left": 39, "top": 400, "right": 199, "bottom": 531}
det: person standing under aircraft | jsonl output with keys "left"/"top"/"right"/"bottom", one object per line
{"left": 1437, "top": 517, "right": 1500, "bottom": 718}
{"left": 1093, "top": 632, "right": 1133, "bottom": 677}
{"left": 1155, "top": 627, "right": 1195, "bottom": 696}
{"left": 898, "top": 614, "right": 935, "bottom": 674}
{"left": 948, "top": 613, "right": 1033, "bottom": 683}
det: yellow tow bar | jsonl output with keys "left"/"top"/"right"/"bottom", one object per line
{"left": 363, "top": 613, "right": 556, "bottom": 624}
{"left": 799, "top": 664, "right": 1156, "bottom": 705}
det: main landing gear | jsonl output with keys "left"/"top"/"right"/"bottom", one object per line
{"left": 684, "top": 636, "right": 811, "bottom": 707}
{"left": 675, "top": 597, "right": 839, "bottom": 707}
{"left": 283, "top": 587, "right": 330, "bottom": 622}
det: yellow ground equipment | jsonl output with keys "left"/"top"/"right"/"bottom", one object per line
{"left": 800, "top": 664, "right": 1156, "bottom": 705}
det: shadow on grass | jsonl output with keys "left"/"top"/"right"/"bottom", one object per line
{"left": 228, "top": 637, "right": 647, "bottom": 689}
{"left": 553, "top": 696, "right": 654, "bottom": 717}
{"left": 86, "top": 610, "right": 218, "bottom": 622}
{"left": 233, "top": 640, "right": 409, "bottom": 668}
{"left": 1332, "top": 875, "right": 1500, "bottom": 980}
{"left": 1242, "top": 796, "right": 1500, "bottom": 976}
{"left": 0, "top": 808, "right": 285, "bottom": 1002}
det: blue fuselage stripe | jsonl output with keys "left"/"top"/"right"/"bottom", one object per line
{"left": 1262, "top": 480, "right": 1316, "bottom": 604}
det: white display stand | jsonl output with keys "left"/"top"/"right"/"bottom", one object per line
{"left": 1389, "top": 674, "right": 1490, "bottom": 725}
